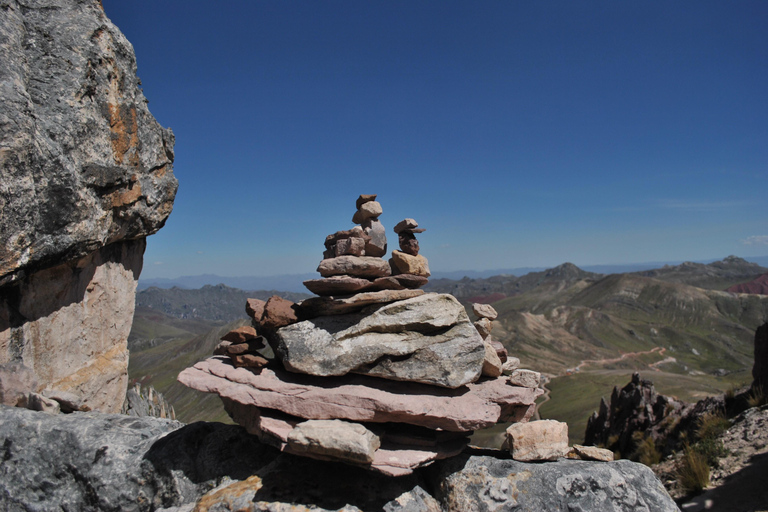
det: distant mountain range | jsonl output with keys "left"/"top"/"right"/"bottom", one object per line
{"left": 138, "top": 255, "right": 768, "bottom": 294}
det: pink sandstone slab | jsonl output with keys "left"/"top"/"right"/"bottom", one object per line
{"left": 178, "top": 356, "right": 541, "bottom": 432}
{"left": 221, "top": 397, "right": 468, "bottom": 476}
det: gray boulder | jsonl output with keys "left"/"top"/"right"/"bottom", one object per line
{"left": 273, "top": 293, "right": 485, "bottom": 388}
{"left": 430, "top": 454, "right": 679, "bottom": 511}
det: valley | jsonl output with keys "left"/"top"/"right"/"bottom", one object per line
{"left": 128, "top": 257, "right": 768, "bottom": 446}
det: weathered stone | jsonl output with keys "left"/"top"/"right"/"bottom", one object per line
{"left": 0, "top": 406, "right": 278, "bottom": 511}
{"left": 121, "top": 382, "right": 174, "bottom": 419}
{"left": 232, "top": 354, "right": 269, "bottom": 369}
{"left": 481, "top": 340, "right": 503, "bottom": 377}
{"left": 334, "top": 237, "right": 366, "bottom": 257}
{"left": 0, "top": 240, "right": 140, "bottom": 413}
{"left": 0, "top": 362, "right": 38, "bottom": 407}
{"left": 355, "top": 321, "right": 486, "bottom": 388}
{"left": 432, "top": 455, "right": 679, "bottom": 511}
{"left": 474, "top": 317, "right": 492, "bottom": 339}
{"left": 318, "top": 256, "right": 391, "bottom": 278}
{"left": 214, "top": 340, "right": 233, "bottom": 356}
{"left": 370, "top": 276, "right": 407, "bottom": 291}
{"left": 274, "top": 293, "right": 482, "bottom": 387}
{"left": 246, "top": 298, "right": 267, "bottom": 322}
{"left": 226, "top": 339, "right": 266, "bottom": 356}
{"left": 489, "top": 339, "right": 507, "bottom": 363}
{"left": 221, "top": 326, "right": 260, "bottom": 344}
{"left": 571, "top": 444, "right": 615, "bottom": 462}
{"left": 287, "top": 419, "right": 381, "bottom": 464}
{"left": 355, "top": 194, "right": 377, "bottom": 210}
{"left": 398, "top": 232, "right": 420, "bottom": 256}
{"left": 393, "top": 219, "right": 421, "bottom": 234}
{"left": 178, "top": 357, "right": 541, "bottom": 432}
{"left": 390, "top": 251, "right": 431, "bottom": 277}
{"left": 261, "top": 296, "right": 299, "bottom": 329}
{"left": 0, "top": 0, "right": 177, "bottom": 287}
{"left": 472, "top": 303, "right": 498, "bottom": 320}
{"left": 324, "top": 228, "right": 369, "bottom": 250}
{"left": 358, "top": 201, "right": 383, "bottom": 221}
{"left": 392, "top": 274, "right": 429, "bottom": 289}
{"left": 26, "top": 392, "right": 61, "bottom": 414}
{"left": 41, "top": 389, "right": 88, "bottom": 413}
{"left": 506, "top": 419, "right": 569, "bottom": 461}
{"left": 297, "top": 289, "right": 425, "bottom": 317}
{"left": 362, "top": 218, "right": 387, "bottom": 257}
{"left": 502, "top": 357, "right": 521, "bottom": 375}
{"left": 303, "top": 276, "right": 373, "bottom": 296}
{"left": 508, "top": 369, "right": 541, "bottom": 389}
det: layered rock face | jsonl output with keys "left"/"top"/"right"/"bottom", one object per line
{"left": 0, "top": 0, "right": 177, "bottom": 412}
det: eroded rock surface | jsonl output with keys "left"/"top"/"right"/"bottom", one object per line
{"left": 0, "top": 406, "right": 677, "bottom": 512}
{"left": 0, "top": 0, "right": 177, "bottom": 411}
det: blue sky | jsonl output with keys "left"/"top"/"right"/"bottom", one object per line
{"left": 102, "top": 1, "right": 768, "bottom": 279}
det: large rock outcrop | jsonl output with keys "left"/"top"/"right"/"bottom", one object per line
{"left": 0, "top": 0, "right": 177, "bottom": 412}
{"left": 0, "top": 406, "right": 679, "bottom": 512}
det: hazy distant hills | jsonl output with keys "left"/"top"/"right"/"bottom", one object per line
{"left": 137, "top": 255, "right": 768, "bottom": 293}
{"left": 424, "top": 256, "right": 767, "bottom": 303}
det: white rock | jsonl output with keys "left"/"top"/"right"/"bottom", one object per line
{"left": 506, "top": 420, "right": 569, "bottom": 462}
{"left": 508, "top": 369, "right": 540, "bottom": 389}
{"left": 287, "top": 419, "right": 380, "bottom": 464}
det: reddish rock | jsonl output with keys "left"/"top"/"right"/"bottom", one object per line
{"left": 303, "top": 276, "right": 372, "bottom": 296}
{"left": 178, "top": 357, "right": 541, "bottom": 432}
{"left": 393, "top": 274, "right": 429, "bottom": 289}
{"left": 398, "top": 232, "right": 420, "bottom": 256}
{"left": 334, "top": 237, "right": 365, "bottom": 257}
{"left": 369, "top": 276, "right": 406, "bottom": 291}
{"left": 297, "top": 289, "right": 424, "bottom": 317}
{"left": 245, "top": 298, "right": 266, "bottom": 322}
{"left": 727, "top": 273, "right": 768, "bottom": 295}
{"left": 506, "top": 420, "right": 569, "bottom": 462}
{"left": 0, "top": 362, "right": 38, "bottom": 407}
{"left": 221, "top": 326, "right": 259, "bottom": 344}
{"left": 393, "top": 219, "right": 425, "bottom": 234}
{"left": 490, "top": 339, "right": 508, "bottom": 363}
{"left": 260, "top": 296, "right": 299, "bottom": 329}
{"left": 231, "top": 354, "right": 269, "bottom": 369}
{"left": 225, "top": 338, "right": 266, "bottom": 356}
{"left": 324, "top": 228, "right": 370, "bottom": 250}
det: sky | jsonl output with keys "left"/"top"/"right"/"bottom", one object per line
{"left": 101, "top": 1, "right": 768, "bottom": 280}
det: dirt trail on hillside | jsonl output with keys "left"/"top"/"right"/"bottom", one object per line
{"left": 571, "top": 346, "right": 667, "bottom": 373}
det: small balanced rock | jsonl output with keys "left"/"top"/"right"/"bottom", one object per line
{"left": 389, "top": 218, "right": 430, "bottom": 278}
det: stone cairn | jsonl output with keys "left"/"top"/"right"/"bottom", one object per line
{"left": 178, "top": 195, "right": 613, "bottom": 476}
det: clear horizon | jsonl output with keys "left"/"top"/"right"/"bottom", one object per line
{"left": 102, "top": 2, "right": 768, "bottom": 280}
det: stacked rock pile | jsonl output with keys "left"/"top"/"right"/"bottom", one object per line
{"left": 178, "top": 195, "right": 611, "bottom": 476}
{"left": 303, "top": 195, "right": 429, "bottom": 297}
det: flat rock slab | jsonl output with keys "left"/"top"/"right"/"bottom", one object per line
{"left": 223, "top": 398, "right": 469, "bottom": 477}
{"left": 303, "top": 276, "right": 373, "bottom": 296}
{"left": 317, "top": 256, "right": 391, "bottom": 278}
{"left": 178, "top": 356, "right": 541, "bottom": 432}
{"left": 506, "top": 419, "right": 569, "bottom": 462}
{"left": 287, "top": 419, "right": 381, "bottom": 464}
{"left": 275, "top": 293, "right": 483, "bottom": 388}
{"left": 298, "top": 289, "right": 424, "bottom": 317}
